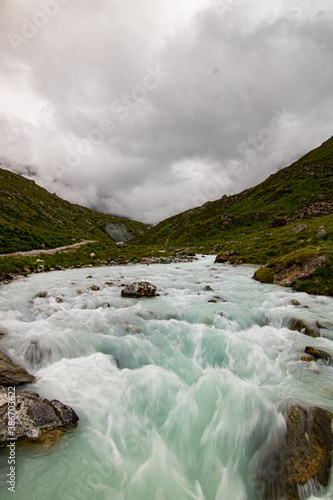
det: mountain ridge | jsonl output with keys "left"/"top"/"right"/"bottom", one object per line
{"left": 0, "top": 166, "right": 147, "bottom": 254}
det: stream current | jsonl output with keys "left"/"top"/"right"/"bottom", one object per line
{"left": 0, "top": 256, "right": 333, "bottom": 500}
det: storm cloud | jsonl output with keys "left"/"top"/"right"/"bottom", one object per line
{"left": 0, "top": 0, "right": 332, "bottom": 223}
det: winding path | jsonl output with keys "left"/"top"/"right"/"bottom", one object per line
{"left": 0, "top": 240, "right": 98, "bottom": 258}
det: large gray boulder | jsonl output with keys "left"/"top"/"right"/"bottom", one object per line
{"left": 121, "top": 281, "right": 157, "bottom": 298}
{"left": 105, "top": 222, "right": 133, "bottom": 242}
{"left": 0, "top": 387, "right": 79, "bottom": 446}
{"left": 0, "top": 349, "right": 35, "bottom": 386}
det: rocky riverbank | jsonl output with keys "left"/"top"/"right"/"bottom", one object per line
{"left": 0, "top": 251, "right": 197, "bottom": 286}
{"left": 0, "top": 346, "right": 78, "bottom": 447}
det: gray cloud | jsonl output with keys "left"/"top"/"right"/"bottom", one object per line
{"left": 0, "top": 0, "right": 332, "bottom": 223}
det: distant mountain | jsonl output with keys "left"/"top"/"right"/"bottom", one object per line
{"left": 0, "top": 167, "right": 147, "bottom": 254}
{"left": 135, "top": 136, "right": 333, "bottom": 252}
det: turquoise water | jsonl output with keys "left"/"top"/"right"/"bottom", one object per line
{"left": 0, "top": 256, "right": 333, "bottom": 499}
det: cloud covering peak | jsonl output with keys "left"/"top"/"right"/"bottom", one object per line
{"left": 1, "top": 0, "right": 332, "bottom": 222}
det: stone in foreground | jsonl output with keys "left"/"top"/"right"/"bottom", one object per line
{"left": 257, "top": 405, "right": 333, "bottom": 499}
{"left": 0, "top": 349, "right": 35, "bottom": 386}
{"left": 121, "top": 281, "right": 157, "bottom": 298}
{"left": 0, "top": 387, "right": 79, "bottom": 446}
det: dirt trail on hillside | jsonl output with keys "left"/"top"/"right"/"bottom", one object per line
{"left": 0, "top": 240, "right": 98, "bottom": 258}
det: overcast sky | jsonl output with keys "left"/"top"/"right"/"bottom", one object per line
{"left": 0, "top": 0, "right": 332, "bottom": 223}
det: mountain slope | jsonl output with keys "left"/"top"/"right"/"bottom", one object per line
{"left": 135, "top": 136, "right": 333, "bottom": 250}
{"left": 0, "top": 167, "right": 147, "bottom": 254}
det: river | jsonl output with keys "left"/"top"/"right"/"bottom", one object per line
{"left": 0, "top": 256, "right": 332, "bottom": 499}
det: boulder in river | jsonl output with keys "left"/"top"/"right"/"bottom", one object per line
{"left": 288, "top": 318, "right": 320, "bottom": 338}
{"left": 214, "top": 254, "right": 228, "bottom": 263}
{"left": 121, "top": 282, "right": 157, "bottom": 298}
{"left": 257, "top": 405, "right": 333, "bottom": 499}
{"left": 304, "top": 346, "right": 331, "bottom": 362}
{"left": 0, "top": 349, "right": 35, "bottom": 386}
{"left": 300, "top": 355, "right": 315, "bottom": 363}
{"left": 0, "top": 387, "right": 79, "bottom": 446}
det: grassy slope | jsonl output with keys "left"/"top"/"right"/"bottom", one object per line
{"left": 0, "top": 168, "right": 147, "bottom": 254}
{"left": 136, "top": 136, "right": 333, "bottom": 249}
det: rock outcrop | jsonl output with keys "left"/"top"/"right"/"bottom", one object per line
{"left": 273, "top": 256, "right": 326, "bottom": 287}
{"left": 0, "top": 387, "right": 79, "bottom": 446}
{"left": 105, "top": 222, "right": 133, "bottom": 243}
{"left": 0, "top": 349, "right": 35, "bottom": 386}
{"left": 121, "top": 281, "right": 157, "bottom": 298}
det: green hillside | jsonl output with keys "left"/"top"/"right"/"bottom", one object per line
{"left": 0, "top": 168, "right": 147, "bottom": 254}
{"left": 134, "top": 136, "right": 333, "bottom": 256}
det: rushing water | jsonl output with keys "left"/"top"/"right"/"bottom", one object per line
{"left": 0, "top": 256, "right": 333, "bottom": 500}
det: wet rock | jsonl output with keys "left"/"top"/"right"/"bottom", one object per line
{"left": 316, "top": 320, "right": 333, "bottom": 330}
{"left": 35, "top": 291, "right": 48, "bottom": 298}
{"left": 0, "top": 387, "right": 79, "bottom": 446}
{"left": 300, "top": 355, "right": 315, "bottom": 362}
{"left": 3, "top": 274, "right": 14, "bottom": 281}
{"left": 86, "top": 275, "right": 93, "bottom": 279}
{"left": 121, "top": 282, "right": 157, "bottom": 298}
{"left": 215, "top": 254, "right": 228, "bottom": 263}
{"left": 281, "top": 406, "right": 333, "bottom": 499}
{"left": 54, "top": 265, "right": 63, "bottom": 271}
{"left": 304, "top": 346, "right": 331, "bottom": 362}
{"left": 257, "top": 405, "right": 333, "bottom": 500}
{"left": 291, "top": 300, "right": 301, "bottom": 306}
{"left": 214, "top": 250, "right": 238, "bottom": 264}
{"left": 0, "top": 349, "right": 35, "bottom": 386}
{"left": 203, "top": 285, "right": 214, "bottom": 291}
{"left": 289, "top": 318, "right": 320, "bottom": 338}
{"left": 90, "top": 285, "right": 100, "bottom": 291}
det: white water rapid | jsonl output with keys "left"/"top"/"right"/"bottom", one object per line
{"left": 0, "top": 256, "right": 333, "bottom": 500}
